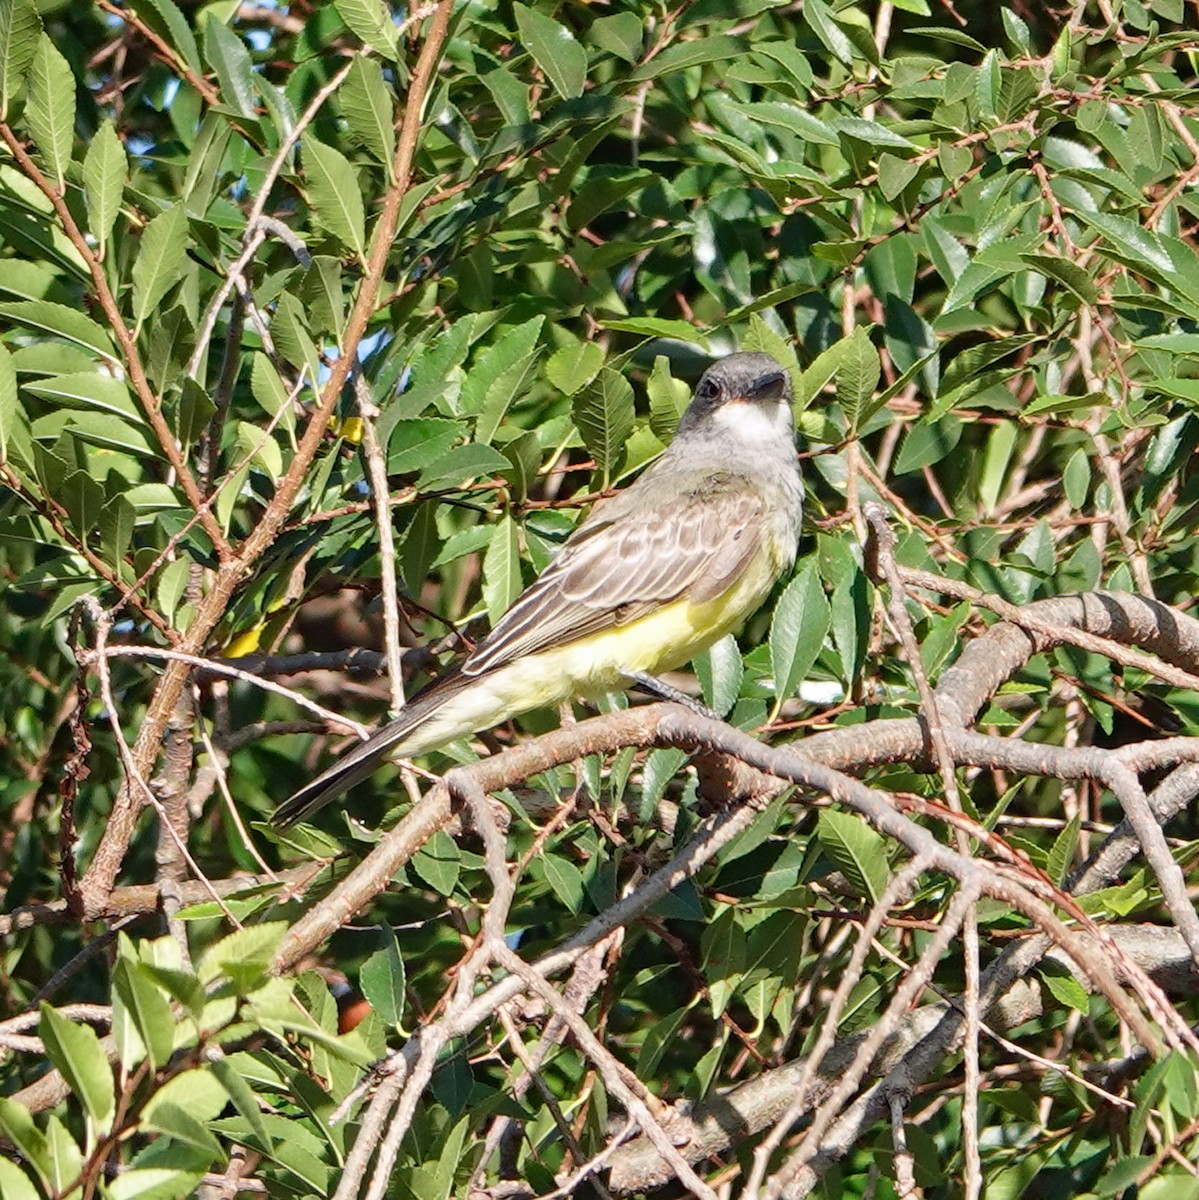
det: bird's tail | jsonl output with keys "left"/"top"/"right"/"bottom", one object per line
{"left": 272, "top": 669, "right": 470, "bottom": 827}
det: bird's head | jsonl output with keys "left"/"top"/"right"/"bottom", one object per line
{"left": 676, "top": 351, "right": 794, "bottom": 443}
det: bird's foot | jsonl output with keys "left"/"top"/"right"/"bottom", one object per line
{"left": 625, "top": 671, "right": 724, "bottom": 723}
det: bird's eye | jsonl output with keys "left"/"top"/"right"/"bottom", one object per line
{"left": 697, "top": 377, "right": 719, "bottom": 401}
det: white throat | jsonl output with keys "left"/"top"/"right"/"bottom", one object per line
{"left": 710, "top": 400, "right": 794, "bottom": 448}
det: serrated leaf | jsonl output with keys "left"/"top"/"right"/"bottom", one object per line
{"left": 416, "top": 442, "right": 510, "bottom": 490}
{"left": 482, "top": 513, "right": 521, "bottom": 625}
{"left": 647, "top": 354, "right": 688, "bottom": 442}
{"left": 196, "top": 922, "right": 288, "bottom": 989}
{"left": 769, "top": 562, "right": 830, "bottom": 714}
{"left": 132, "top": 203, "right": 188, "bottom": 330}
{"left": 303, "top": 136, "right": 366, "bottom": 259}
{"left": 817, "top": 808, "right": 889, "bottom": 903}
{"left": 513, "top": 3, "right": 587, "bottom": 100}
{"left": 836, "top": 326, "right": 880, "bottom": 433}
{"left": 0, "top": 0, "right": 40, "bottom": 120}
{"left": 83, "top": 120, "right": 126, "bottom": 255}
{"left": 545, "top": 341, "right": 603, "bottom": 397}
{"left": 341, "top": 56, "right": 395, "bottom": 171}
{"left": 203, "top": 14, "right": 256, "bottom": 118}
{"left": 573, "top": 367, "right": 634, "bottom": 484}
{"left": 26, "top": 35, "right": 74, "bottom": 188}
{"left": 360, "top": 931, "right": 405, "bottom": 1028}
{"left": 334, "top": 0, "right": 399, "bottom": 58}
{"left": 38, "top": 1005, "right": 114, "bottom": 1132}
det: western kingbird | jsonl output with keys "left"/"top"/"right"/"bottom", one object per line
{"left": 274, "top": 351, "right": 803, "bottom": 826}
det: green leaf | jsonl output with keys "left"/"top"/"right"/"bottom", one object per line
{"left": 804, "top": 0, "right": 854, "bottom": 64}
{"left": 416, "top": 442, "right": 510, "bottom": 490}
{"left": 893, "top": 415, "right": 963, "bottom": 474}
{"left": 25, "top": 35, "right": 74, "bottom": 188}
{"left": 360, "top": 930, "right": 405, "bottom": 1028}
{"left": 629, "top": 34, "right": 742, "bottom": 81}
{"left": 83, "top": 120, "right": 127, "bottom": 256}
{"left": 303, "top": 136, "right": 366, "bottom": 259}
{"left": 590, "top": 12, "right": 642, "bottom": 62}
{"left": 0, "top": 1098, "right": 50, "bottom": 1186}
{"left": 131, "top": 203, "right": 189, "bottom": 331}
{"left": 464, "top": 317, "right": 545, "bottom": 443}
{"left": 1019, "top": 253, "right": 1098, "bottom": 305}
{"left": 0, "top": 341, "right": 17, "bottom": 465}
{"left": 482, "top": 513, "right": 521, "bottom": 624}
{"left": 136, "top": 0, "right": 202, "bottom": 76}
{"left": 112, "top": 955, "right": 174, "bottom": 1070}
{"left": 203, "top": 14, "right": 256, "bottom": 118}
{"left": 0, "top": 0, "right": 40, "bottom": 120}
{"left": 270, "top": 290, "right": 320, "bottom": 383}
{"left": 647, "top": 354, "right": 688, "bottom": 442}
{"left": 156, "top": 557, "right": 189, "bottom": 624}
{"left": 878, "top": 152, "right": 919, "bottom": 201}
{"left": 816, "top": 809, "right": 889, "bottom": 904}
{"left": 539, "top": 852, "right": 585, "bottom": 914}
{"left": 24, "top": 371, "right": 141, "bottom": 420}
{"left": 513, "top": 3, "right": 587, "bottom": 100}
{"left": 695, "top": 634, "right": 743, "bottom": 718}
{"left": 975, "top": 49, "right": 1000, "bottom": 122}
{"left": 769, "top": 562, "right": 831, "bottom": 712}
{"left": 1046, "top": 812, "right": 1080, "bottom": 886}
{"left": 700, "top": 907, "right": 745, "bottom": 1018}
{"left": 108, "top": 1165, "right": 208, "bottom": 1200}
{"left": 209, "top": 1057, "right": 273, "bottom": 1153}
{"left": 334, "top": 0, "right": 399, "bottom": 59}
{"left": 573, "top": 366, "right": 634, "bottom": 484}
{"left": 38, "top": 1005, "right": 114, "bottom": 1132}
{"left": 341, "top": 56, "right": 395, "bottom": 171}
{"left": 545, "top": 341, "right": 603, "bottom": 397}
{"left": 1038, "top": 963, "right": 1090, "bottom": 1011}
{"left": 836, "top": 326, "right": 880, "bottom": 433}
{"left": 412, "top": 830, "right": 461, "bottom": 896}
{"left": 195, "top": 922, "right": 288, "bottom": 989}
{"left": 0, "top": 1157, "right": 40, "bottom": 1200}
{"left": 729, "top": 100, "right": 840, "bottom": 147}
{"left": 0, "top": 300, "right": 116, "bottom": 358}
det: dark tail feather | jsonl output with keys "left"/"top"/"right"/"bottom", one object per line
{"left": 273, "top": 670, "right": 468, "bottom": 827}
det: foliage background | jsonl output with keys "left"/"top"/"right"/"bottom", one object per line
{"left": 2, "top": 0, "right": 1199, "bottom": 1196}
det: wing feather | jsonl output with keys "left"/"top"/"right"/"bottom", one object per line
{"left": 463, "top": 482, "right": 766, "bottom": 676}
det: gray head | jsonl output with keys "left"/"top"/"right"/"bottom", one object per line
{"left": 676, "top": 351, "right": 794, "bottom": 441}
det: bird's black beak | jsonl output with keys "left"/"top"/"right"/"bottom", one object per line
{"left": 737, "top": 370, "right": 788, "bottom": 403}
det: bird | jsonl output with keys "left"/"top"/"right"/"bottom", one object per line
{"left": 274, "top": 351, "right": 804, "bottom": 827}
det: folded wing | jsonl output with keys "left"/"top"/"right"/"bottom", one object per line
{"left": 463, "top": 478, "right": 765, "bottom": 676}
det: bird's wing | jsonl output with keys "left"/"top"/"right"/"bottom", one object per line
{"left": 462, "top": 480, "right": 767, "bottom": 676}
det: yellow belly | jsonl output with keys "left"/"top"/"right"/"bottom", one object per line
{"left": 399, "top": 548, "right": 779, "bottom": 756}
